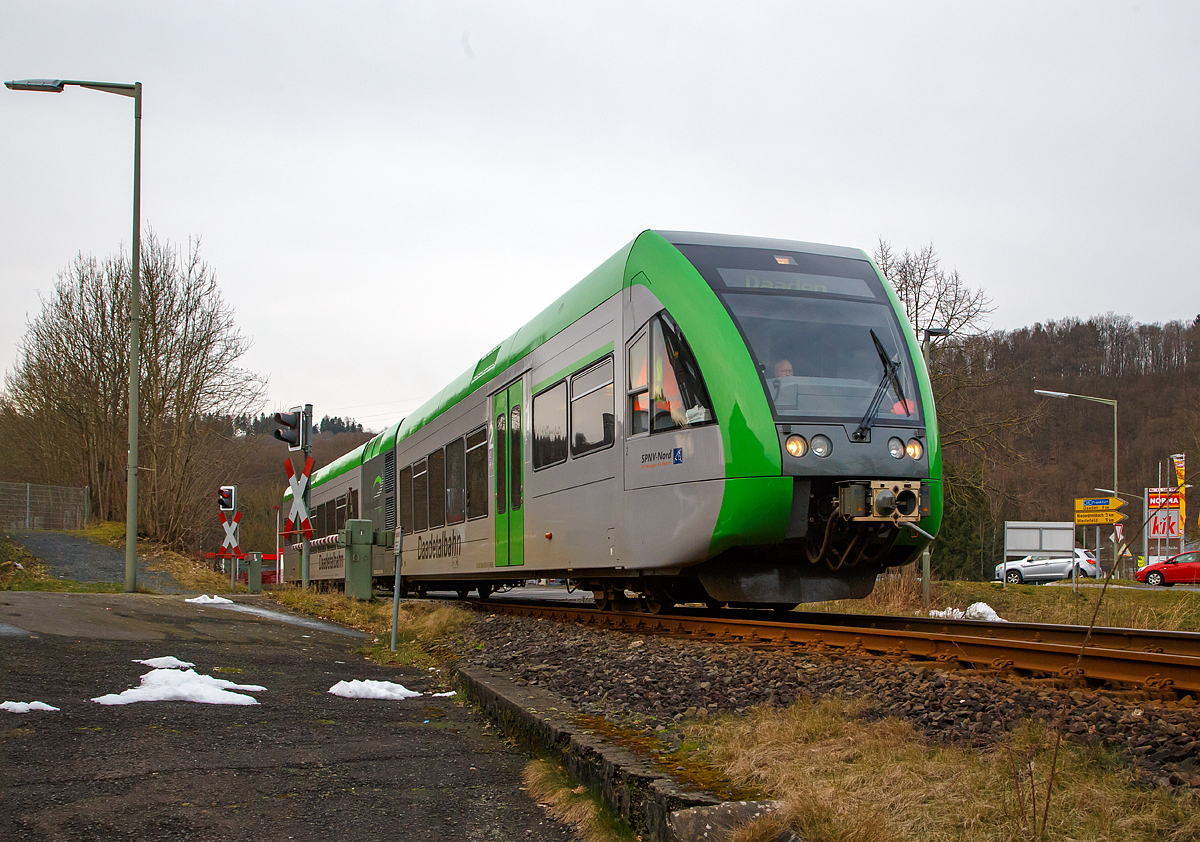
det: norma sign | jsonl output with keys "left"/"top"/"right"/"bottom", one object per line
{"left": 1148, "top": 487, "right": 1182, "bottom": 539}
{"left": 1073, "top": 496, "right": 1126, "bottom": 526}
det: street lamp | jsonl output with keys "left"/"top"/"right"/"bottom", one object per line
{"left": 6, "top": 78, "right": 143, "bottom": 593}
{"left": 1036, "top": 389, "right": 1118, "bottom": 573}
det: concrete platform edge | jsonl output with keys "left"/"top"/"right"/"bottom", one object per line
{"left": 456, "top": 665, "right": 781, "bottom": 842}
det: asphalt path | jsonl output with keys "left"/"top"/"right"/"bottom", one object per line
{"left": 1, "top": 591, "right": 575, "bottom": 840}
{"left": 8, "top": 530, "right": 188, "bottom": 594}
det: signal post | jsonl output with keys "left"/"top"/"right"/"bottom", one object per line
{"left": 275, "top": 405, "right": 313, "bottom": 588}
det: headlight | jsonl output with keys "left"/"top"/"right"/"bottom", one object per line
{"left": 785, "top": 434, "right": 808, "bottom": 457}
{"left": 888, "top": 437, "right": 905, "bottom": 459}
{"left": 811, "top": 434, "right": 832, "bottom": 458}
{"left": 906, "top": 438, "right": 923, "bottom": 460}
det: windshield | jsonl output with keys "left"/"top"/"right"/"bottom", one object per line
{"left": 675, "top": 244, "right": 922, "bottom": 423}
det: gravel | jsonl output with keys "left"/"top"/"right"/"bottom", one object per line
{"left": 456, "top": 611, "right": 1200, "bottom": 789}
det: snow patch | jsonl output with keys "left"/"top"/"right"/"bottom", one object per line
{"left": 133, "top": 656, "right": 195, "bottom": 669}
{"left": 92, "top": 668, "right": 266, "bottom": 706}
{"left": 929, "top": 602, "right": 1007, "bottom": 622}
{"left": 185, "top": 595, "right": 233, "bottom": 604}
{"left": 328, "top": 679, "right": 422, "bottom": 700}
{"left": 2, "top": 701, "right": 59, "bottom": 713}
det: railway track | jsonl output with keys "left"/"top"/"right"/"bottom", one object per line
{"left": 464, "top": 597, "right": 1200, "bottom": 694}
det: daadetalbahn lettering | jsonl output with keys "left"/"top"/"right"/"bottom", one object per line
{"left": 417, "top": 531, "right": 462, "bottom": 561}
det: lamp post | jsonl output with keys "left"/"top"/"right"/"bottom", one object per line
{"left": 1035, "top": 389, "right": 1118, "bottom": 574}
{"left": 6, "top": 78, "right": 143, "bottom": 593}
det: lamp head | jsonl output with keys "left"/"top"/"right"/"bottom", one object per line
{"left": 5, "top": 79, "right": 66, "bottom": 92}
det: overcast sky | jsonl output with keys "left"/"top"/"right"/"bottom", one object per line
{"left": 3, "top": 2, "right": 1197, "bottom": 433}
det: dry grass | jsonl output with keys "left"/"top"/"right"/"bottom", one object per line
{"left": 805, "top": 569, "right": 1200, "bottom": 633}
{"left": 693, "top": 697, "right": 1200, "bottom": 842}
{"left": 523, "top": 759, "right": 638, "bottom": 842}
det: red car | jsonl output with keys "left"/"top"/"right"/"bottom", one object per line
{"left": 1136, "top": 551, "right": 1200, "bottom": 587}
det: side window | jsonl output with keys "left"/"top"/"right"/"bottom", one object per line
{"left": 348, "top": 489, "right": 358, "bottom": 521}
{"left": 428, "top": 447, "right": 446, "bottom": 528}
{"left": 650, "top": 313, "right": 716, "bottom": 433}
{"left": 398, "top": 466, "right": 413, "bottom": 535}
{"left": 335, "top": 494, "right": 347, "bottom": 532}
{"left": 570, "top": 356, "right": 615, "bottom": 457}
{"left": 320, "top": 501, "right": 332, "bottom": 538}
{"left": 627, "top": 331, "right": 649, "bottom": 436}
{"left": 532, "top": 381, "right": 568, "bottom": 469}
{"left": 412, "top": 458, "right": 428, "bottom": 532}
{"left": 465, "top": 426, "right": 488, "bottom": 520}
{"left": 445, "top": 437, "right": 466, "bottom": 525}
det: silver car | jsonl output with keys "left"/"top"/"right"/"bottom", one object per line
{"left": 995, "top": 549, "right": 1099, "bottom": 584}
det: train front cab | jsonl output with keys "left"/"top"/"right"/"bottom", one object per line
{"left": 615, "top": 231, "right": 942, "bottom": 607}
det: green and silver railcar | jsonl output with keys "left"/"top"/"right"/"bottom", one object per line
{"left": 284, "top": 230, "right": 942, "bottom": 609}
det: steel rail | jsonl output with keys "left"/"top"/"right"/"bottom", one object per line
{"left": 782, "top": 609, "right": 1200, "bottom": 658}
{"left": 467, "top": 599, "right": 1200, "bottom": 693}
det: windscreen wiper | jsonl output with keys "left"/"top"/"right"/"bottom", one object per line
{"left": 852, "top": 330, "right": 909, "bottom": 441}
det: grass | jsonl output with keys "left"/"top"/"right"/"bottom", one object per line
{"left": 804, "top": 568, "right": 1200, "bottom": 632}
{"left": 692, "top": 696, "right": 1200, "bottom": 842}
{"left": 523, "top": 759, "right": 639, "bottom": 842}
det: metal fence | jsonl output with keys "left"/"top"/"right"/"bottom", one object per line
{"left": 0, "top": 482, "right": 88, "bottom": 531}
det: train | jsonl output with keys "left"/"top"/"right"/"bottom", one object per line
{"left": 282, "top": 230, "right": 942, "bottom": 610}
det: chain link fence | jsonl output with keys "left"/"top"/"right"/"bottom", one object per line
{"left": 0, "top": 482, "right": 88, "bottom": 531}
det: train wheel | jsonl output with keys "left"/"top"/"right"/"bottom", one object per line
{"left": 477, "top": 584, "right": 494, "bottom": 600}
{"left": 416, "top": 584, "right": 429, "bottom": 599}
{"left": 642, "top": 594, "right": 666, "bottom": 615}
{"left": 456, "top": 588, "right": 470, "bottom": 600}
{"left": 592, "top": 589, "right": 611, "bottom": 611}
{"left": 642, "top": 585, "right": 673, "bottom": 615}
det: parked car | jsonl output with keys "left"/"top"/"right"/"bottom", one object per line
{"left": 1135, "top": 551, "right": 1200, "bottom": 587}
{"left": 995, "top": 549, "right": 1099, "bottom": 584}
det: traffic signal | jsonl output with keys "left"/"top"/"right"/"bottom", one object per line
{"left": 218, "top": 485, "right": 237, "bottom": 512}
{"left": 274, "top": 405, "right": 310, "bottom": 451}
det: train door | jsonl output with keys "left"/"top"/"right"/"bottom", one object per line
{"left": 494, "top": 379, "right": 525, "bottom": 568}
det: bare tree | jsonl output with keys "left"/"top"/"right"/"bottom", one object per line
{"left": 875, "top": 240, "right": 1033, "bottom": 576}
{"left": 2, "top": 230, "right": 265, "bottom": 547}
{"left": 874, "top": 240, "right": 993, "bottom": 341}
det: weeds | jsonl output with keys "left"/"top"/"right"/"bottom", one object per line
{"left": 523, "top": 759, "right": 638, "bottom": 842}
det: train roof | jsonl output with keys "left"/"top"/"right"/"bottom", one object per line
{"left": 657, "top": 230, "right": 869, "bottom": 261}
{"left": 292, "top": 229, "right": 873, "bottom": 496}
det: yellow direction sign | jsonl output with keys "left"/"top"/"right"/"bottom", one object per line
{"left": 1074, "top": 496, "right": 1127, "bottom": 513}
{"left": 1075, "top": 510, "right": 1127, "bottom": 526}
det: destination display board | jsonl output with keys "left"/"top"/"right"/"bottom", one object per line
{"left": 1074, "top": 496, "right": 1126, "bottom": 526}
